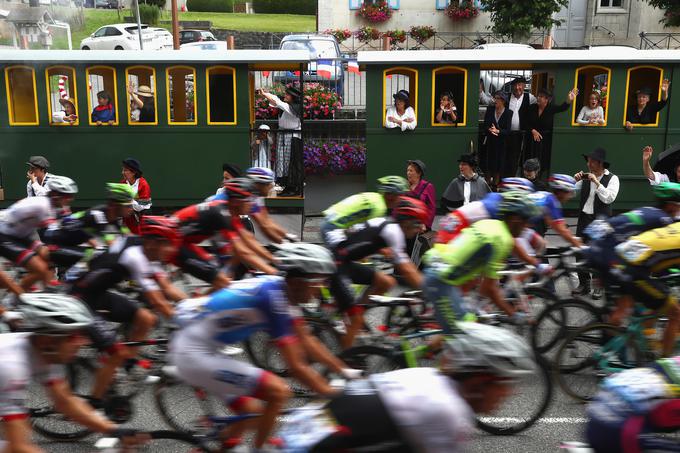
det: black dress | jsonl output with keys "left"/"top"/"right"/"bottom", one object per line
{"left": 525, "top": 102, "right": 570, "bottom": 175}
{"left": 626, "top": 99, "right": 667, "bottom": 124}
{"left": 482, "top": 106, "right": 513, "bottom": 178}
{"left": 139, "top": 98, "right": 155, "bottom": 123}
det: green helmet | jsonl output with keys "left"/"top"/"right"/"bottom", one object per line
{"left": 652, "top": 182, "right": 680, "bottom": 202}
{"left": 376, "top": 175, "right": 408, "bottom": 194}
{"left": 498, "top": 191, "right": 541, "bottom": 220}
{"left": 106, "top": 183, "right": 136, "bottom": 205}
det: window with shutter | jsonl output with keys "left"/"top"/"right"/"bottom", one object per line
{"left": 435, "top": 0, "right": 450, "bottom": 10}
{"left": 388, "top": 0, "right": 400, "bottom": 9}
{"left": 349, "top": 0, "right": 362, "bottom": 10}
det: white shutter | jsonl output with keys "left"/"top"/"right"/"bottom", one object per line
{"left": 349, "top": 0, "right": 362, "bottom": 10}
{"left": 435, "top": 0, "right": 449, "bottom": 10}
{"left": 388, "top": 0, "right": 400, "bottom": 9}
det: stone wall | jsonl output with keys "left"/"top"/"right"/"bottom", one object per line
{"left": 211, "top": 29, "right": 285, "bottom": 49}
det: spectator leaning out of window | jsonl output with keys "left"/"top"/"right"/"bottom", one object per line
{"left": 52, "top": 98, "right": 77, "bottom": 125}
{"left": 435, "top": 91, "right": 457, "bottom": 124}
{"left": 91, "top": 91, "right": 115, "bottom": 125}
{"left": 642, "top": 145, "right": 680, "bottom": 185}
{"left": 385, "top": 89, "right": 417, "bottom": 131}
{"left": 121, "top": 158, "right": 151, "bottom": 234}
{"left": 26, "top": 156, "right": 51, "bottom": 197}
{"left": 625, "top": 80, "right": 670, "bottom": 131}
{"left": 441, "top": 154, "right": 491, "bottom": 211}
{"left": 406, "top": 159, "right": 436, "bottom": 230}
{"left": 128, "top": 83, "right": 155, "bottom": 123}
{"left": 576, "top": 91, "right": 605, "bottom": 125}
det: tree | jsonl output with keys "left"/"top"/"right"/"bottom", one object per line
{"left": 643, "top": 0, "right": 680, "bottom": 27}
{"left": 478, "top": 0, "right": 568, "bottom": 42}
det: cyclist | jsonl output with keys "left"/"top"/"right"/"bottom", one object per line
{"left": 424, "top": 191, "right": 541, "bottom": 329}
{"left": 246, "top": 167, "right": 289, "bottom": 243}
{"left": 528, "top": 174, "right": 582, "bottom": 247}
{"left": 280, "top": 322, "right": 535, "bottom": 453}
{"left": 615, "top": 221, "right": 680, "bottom": 357}
{"left": 330, "top": 196, "right": 427, "bottom": 347}
{"left": 0, "top": 293, "right": 142, "bottom": 452}
{"left": 170, "top": 243, "right": 356, "bottom": 451}
{"left": 69, "top": 216, "right": 184, "bottom": 404}
{"left": 586, "top": 355, "right": 680, "bottom": 453}
{"left": 0, "top": 176, "right": 77, "bottom": 291}
{"left": 320, "top": 175, "right": 408, "bottom": 249}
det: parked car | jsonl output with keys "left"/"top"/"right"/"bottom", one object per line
{"left": 152, "top": 28, "right": 173, "bottom": 50}
{"left": 274, "top": 34, "right": 345, "bottom": 98}
{"left": 94, "top": 0, "right": 118, "bottom": 8}
{"left": 80, "top": 23, "right": 156, "bottom": 50}
{"left": 179, "top": 30, "right": 216, "bottom": 46}
{"left": 179, "top": 41, "right": 228, "bottom": 51}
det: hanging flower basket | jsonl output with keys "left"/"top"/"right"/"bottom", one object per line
{"left": 355, "top": 26, "right": 382, "bottom": 44}
{"left": 409, "top": 25, "right": 436, "bottom": 44}
{"left": 323, "top": 28, "right": 353, "bottom": 44}
{"left": 356, "top": 1, "right": 392, "bottom": 24}
{"left": 445, "top": 1, "right": 479, "bottom": 21}
{"left": 382, "top": 29, "right": 407, "bottom": 43}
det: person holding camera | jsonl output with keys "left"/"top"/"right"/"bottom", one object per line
{"left": 573, "top": 147, "right": 620, "bottom": 296}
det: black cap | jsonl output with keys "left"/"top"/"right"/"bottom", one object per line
{"left": 523, "top": 158, "right": 540, "bottom": 172}
{"left": 582, "top": 147, "right": 610, "bottom": 169}
{"left": 457, "top": 154, "right": 477, "bottom": 167}
{"left": 636, "top": 86, "right": 653, "bottom": 96}
{"left": 407, "top": 159, "right": 426, "bottom": 175}
{"left": 285, "top": 86, "right": 302, "bottom": 100}
{"left": 122, "top": 158, "right": 142, "bottom": 176}
{"left": 511, "top": 76, "right": 528, "bottom": 85}
{"left": 393, "top": 89, "right": 410, "bottom": 101}
{"left": 26, "top": 155, "right": 49, "bottom": 169}
{"left": 222, "top": 163, "right": 242, "bottom": 178}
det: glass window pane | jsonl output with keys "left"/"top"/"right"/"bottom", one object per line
{"left": 6, "top": 67, "right": 38, "bottom": 125}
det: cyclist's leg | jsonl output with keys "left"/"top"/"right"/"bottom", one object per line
{"left": 424, "top": 268, "right": 467, "bottom": 335}
{"left": 629, "top": 271, "right": 677, "bottom": 356}
{"left": 178, "top": 244, "right": 230, "bottom": 291}
{"left": 329, "top": 264, "right": 364, "bottom": 348}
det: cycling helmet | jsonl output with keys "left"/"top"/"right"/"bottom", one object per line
{"left": 653, "top": 182, "right": 680, "bottom": 202}
{"left": 224, "top": 177, "right": 255, "bottom": 200}
{"left": 139, "top": 215, "right": 179, "bottom": 244}
{"left": 246, "top": 167, "right": 275, "bottom": 184}
{"left": 548, "top": 174, "right": 577, "bottom": 192}
{"left": 498, "top": 191, "right": 541, "bottom": 219}
{"left": 18, "top": 293, "right": 93, "bottom": 334}
{"left": 376, "top": 175, "right": 409, "bottom": 194}
{"left": 441, "top": 322, "right": 534, "bottom": 379}
{"left": 273, "top": 242, "right": 336, "bottom": 275}
{"left": 47, "top": 176, "right": 78, "bottom": 194}
{"left": 499, "top": 177, "right": 534, "bottom": 193}
{"left": 106, "top": 182, "right": 136, "bottom": 205}
{"left": 393, "top": 196, "right": 429, "bottom": 225}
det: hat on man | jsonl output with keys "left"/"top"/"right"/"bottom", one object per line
{"left": 393, "top": 90, "right": 410, "bottom": 101}
{"left": 636, "top": 86, "right": 653, "bottom": 96}
{"left": 27, "top": 156, "right": 50, "bottom": 170}
{"left": 523, "top": 158, "right": 541, "bottom": 172}
{"left": 582, "top": 147, "right": 610, "bottom": 169}
{"left": 407, "top": 159, "right": 426, "bottom": 175}
{"left": 122, "top": 158, "right": 143, "bottom": 176}
{"left": 511, "top": 76, "right": 528, "bottom": 86}
{"left": 458, "top": 154, "right": 477, "bottom": 167}
{"left": 222, "top": 163, "right": 242, "bottom": 178}
{"left": 136, "top": 85, "right": 154, "bottom": 98}
{"left": 258, "top": 124, "right": 271, "bottom": 131}
{"left": 285, "top": 86, "right": 302, "bottom": 100}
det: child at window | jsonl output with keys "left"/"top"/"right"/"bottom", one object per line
{"left": 52, "top": 97, "right": 77, "bottom": 124}
{"left": 435, "top": 91, "right": 457, "bottom": 124}
{"left": 576, "top": 92, "right": 605, "bottom": 125}
{"left": 91, "top": 90, "right": 115, "bottom": 125}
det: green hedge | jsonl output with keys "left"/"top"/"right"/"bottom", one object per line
{"left": 139, "top": 4, "right": 160, "bottom": 25}
{"left": 146, "top": 0, "right": 167, "bottom": 8}
{"left": 186, "top": 0, "right": 234, "bottom": 12}
{"left": 253, "top": 0, "right": 316, "bottom": 15}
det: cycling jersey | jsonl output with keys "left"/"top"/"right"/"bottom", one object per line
{"left": 585, "top": 207, "right": 674, "bottom": 243}
{"left": 0, "top": 333, "right": 65, "bottom": 421}
{"left": 173, "top": 200, "right": 240, "bottom": 244}
{"left": 436, "top": 192, "right": 502, "bottom": 244}
{"left": 528, "top": 191, "right": 564, "bottom": 225}
{"left": 0, "top": 196, "right": 55, "bottom": 238}
{"left": 334, "top": 217, "right": 409, "bottom": 266}
{"left": 425, "top": 219, "right": 514, "bottom": 285}
{"left": 617, "top": 221, "right": 680, "bottom": 269}
{"left": 587, "top": 356, "right": 680, "bottom": 453}
{"left": 323, "top": 192, "right": 387, "bottom": 229}
{"left": 44, "top": 206, "right": 128, "bottom": 247}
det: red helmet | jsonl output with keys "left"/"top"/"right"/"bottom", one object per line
{"left": 393, "top": 196, "right": 429, "bottom": 225}
{"left": 139, "top": 216, "right": 179, "bottom": 244}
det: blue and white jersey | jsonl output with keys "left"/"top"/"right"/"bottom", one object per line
{"left": 174, "top": 275, "right": 294, "bottom": 349}
{"left": 528, "top": 191, "right": 564, "bottom": 224}
{"left": 480, "top": 192, "right": 503, "bottom": 220}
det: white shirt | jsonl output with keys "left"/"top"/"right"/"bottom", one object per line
{"left": 576, "top": 106, "right": 605, "bottom": 125}
{"left": 268, "top": 95, "right": 301, "bottom": 139}
{"left": 0, "top": 196, "right": 55, "bottom": 238}
{"left": 463, "top": 181, "right": 471, "bottom": 204}
{"left": 508, "top": 92, "right": 537, "bottom": 131}
{"left": 26, "top": 172, "right": 51, "bottom": 197}
{"left": 575, "top": 170, "right": 620, "bottom": 215}
{"left": 649, "top": 171, "right": 671, "bottom": 186}
{"left": 126, "top": 178, "right": 151, "bottom": 212}
{"left": 385, "top": 106, "right": 417, "bottom": 131}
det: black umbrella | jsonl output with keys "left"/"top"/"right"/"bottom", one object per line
{"left": 653, "top": 142, "right": 680, "bottom": 181}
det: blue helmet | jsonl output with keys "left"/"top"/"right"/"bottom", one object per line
{"left": 246, "top": 167, "right": 275, "bottom": 184}
{"left": 548, "top": 174, "right": 577, "bottom": 192}
{"left": 499, "top": 177, "right": 535, "bottom": 193}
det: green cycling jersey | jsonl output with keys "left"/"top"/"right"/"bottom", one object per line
{"left": 323, "top": 192, "right": 387, "bottom": 229}
{"left": 424, "top": 219, "right": 514, "bottom": 285}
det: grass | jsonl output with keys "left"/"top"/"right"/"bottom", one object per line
{"left": 68, "top": 8, "right": 315, "bottom": 48}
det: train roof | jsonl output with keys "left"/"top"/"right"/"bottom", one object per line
{"left": 358, "top": 47, "right": 680, "bottom": 65}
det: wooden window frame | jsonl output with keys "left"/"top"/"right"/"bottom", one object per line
{"left": 125, "top": 65, "right": 158, "bottom": 126}
{"left": 622, "top": 65, "right": 664, "bottom": 128}
{"left": 431, "top": 65, "right": 468, "bottom": 127}
{"left": 45, "top": 66, "right": 80, "bottom": 126}
{"left": 206, "top": 65, "right": 237, "bottom": 126}
{"left": 86, "top": 65, "right": 119, "bottom": 126}
{"left": 5, "top": 65, "right": 39, "bottom": 126}
{"left": 571, "top": 65, "right": 611, "bottom": 127}
{"left": 166, "top": 66, "right": 197, "bottom": 126}
{"left": 382, "top": 66, "right": 418, "bottom": 127}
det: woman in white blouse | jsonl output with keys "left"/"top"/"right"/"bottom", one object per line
{"left": 576, "top": 92, "right": 605, "bottom": 125}
{"left": 385, "top": 89, "right": 417, "bottom": 131}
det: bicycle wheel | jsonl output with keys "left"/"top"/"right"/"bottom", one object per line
{"left": 336, "top": 345, "right": 405, "bottom": 375}
{"left": 531, "top": 299, "right": 602, "bottom": 356}
{"left": 30, "top": 357, "right": 95, "bottom": 440}
{"left": 476, "top": 352, "right": 553, "bottom": 435}
{"left": 553, "top": 323, "right": 643, "bottom": 403}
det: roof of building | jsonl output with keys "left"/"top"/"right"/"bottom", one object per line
{"left": 5, "top": 6, "right": 55, "bottom": 24}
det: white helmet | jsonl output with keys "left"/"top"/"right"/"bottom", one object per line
{"left": 18, "top": 293, "right": 93, "bottom": 333}
{"left": 441, "top": 322, "right": 535, "bottom": 379}
{"left": 273, "top": 242, "right": 336, "bottom": 275}
{"left": 47, "top": 175, "right": 78, "bottom": 194}
{"left": 246, "top": 167, "right": 275, "bottom": 184}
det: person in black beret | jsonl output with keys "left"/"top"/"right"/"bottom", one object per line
{"left": 441, "top": 154, "right": 491, "bottom": 211}
{"left": 625, "top": 79, "right": 670, "bottom": 130}
{"left": 121, "top": 157, "right": 151, "bottom": 234}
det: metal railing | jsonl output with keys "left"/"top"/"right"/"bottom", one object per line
{"left": 639, "top": 32, "right": 680, "bottom": 49}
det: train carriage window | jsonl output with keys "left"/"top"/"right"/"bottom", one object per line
{"left": 126, "top": 66, "right": 158, "bottom": 125}
{"left": 623, "top": 66, "right": 665, "bottom": 128}
{"left": 383, "top": 67, "right": 417, "bottom": 128}
{"left": 572, "top": 65, "right": 610, "bottom": 127}
{"left": 432, "top": 66, "right": 467, "bottom": 127}
{"left": 46, "top": 66, "right": 79, "bottom": 126}
{"left": 207, "top": 66, "right": 237, "bottom": 125}
{"left": 86, "top": 66, "right": 118, "bottom": 126}
{"left": 5, "top": 66, "right": 39, "bottom": 126}
{"left": 167, "top": 66, "right": 197, "bottom": 125}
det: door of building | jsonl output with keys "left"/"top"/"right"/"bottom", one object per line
{"left": 554, "top": 0, "right": 587, "bottom": 47}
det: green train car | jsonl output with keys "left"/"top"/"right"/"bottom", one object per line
{"left": 0, "top": 49, "right": 308, "bottom": 208}
{"left": 359, "top": 47, "right": 680, "bottom": 210}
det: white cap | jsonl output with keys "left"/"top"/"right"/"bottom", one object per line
{"left": 258, "top": 124, "right": 271, "bottom": 130}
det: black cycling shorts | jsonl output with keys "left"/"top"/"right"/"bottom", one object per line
{"left": 0, "top": 233, "right": 41, "bottom": 265}
{"left": 328, "top": 261, "right": 375, "bottom": 313}
{"left": 80, "top": 290, "right": 140, "bottom": 324}
{"left": 176, "top": 244, "right": 220, "bottom": 283}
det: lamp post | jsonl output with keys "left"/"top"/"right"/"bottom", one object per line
{"left": 132, "top": 0, "right": 143, "bottom": 50}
